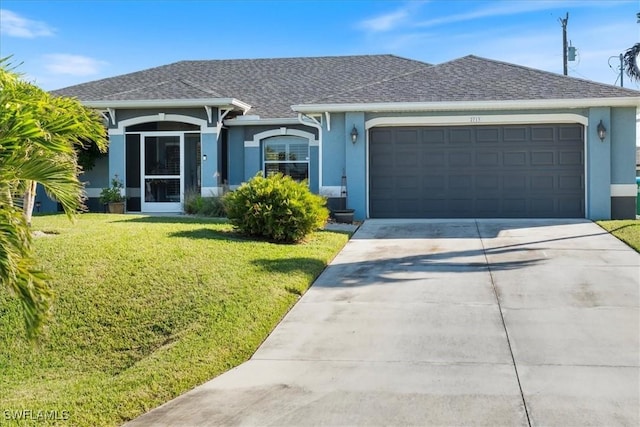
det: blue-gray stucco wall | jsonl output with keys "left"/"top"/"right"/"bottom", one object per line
{"left": 610, "top": 107, "right": 636, "bottom": 184}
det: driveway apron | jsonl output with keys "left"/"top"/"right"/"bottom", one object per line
{"left": 126, "top": 219, "right": 639, "bottom": 427}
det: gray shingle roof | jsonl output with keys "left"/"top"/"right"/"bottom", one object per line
{"left": 53, "top": 54, "right": 639, "bottom": 118}
{"left": 52, "top": 55, "right": 432, "bottom": 118}
{"left": 308, "top": 55, "right": 640, "bottom": 104}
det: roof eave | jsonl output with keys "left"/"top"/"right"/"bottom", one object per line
{"left": 292, "top": 97, "right": 640, "bottom": 113}
{"left": 224, "top": 117, "right": 302, "bottom": 126}
{"left": 83, "top": 98, "right": 252, "bottom": 113}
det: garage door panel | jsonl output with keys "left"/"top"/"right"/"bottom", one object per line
{"left": 396, "top": 152, "right": 419, "bottom": 167}
{"left": 369, "top": 124, "right": 584, "bottom": 218}
{"left": 502, "top": 152, "right": 526, "bottom": 166}
{"left": 476, "top": 175, "right": 500, "bottom": 191}
{"left": 559, "top": 198, "right": 585, "bottom": 216}
{"left": 531, "top": 151, "right": 555, "bottom": 165}
{"left": 448, "top": 152, "right": 473, "bottom": 166}
{"left": 503, "top": 175, "right": 527, "bottom": 192}
{"left": 531, "top": 126, "right": 555, "bottom": 141}
{"left": 503, "top": 127, "right": 528, "bottom": 142}
{"left": 477, "top": 128, "right": 501, "bottom": 143}
{"left": 450, "top": 128, "right": 473, "bottom": 144}
{"left": 449, "top": 175, "right": 473, "bottom": 190}
{"left": 423, "top": 175, "right": 446, "bottom": 191}
{"left": 530, "top": 198, "right": 556, "bottom": 216}
{"left": 396, "top": 129, "right": 420, "bottom": 144}
{"left": 559, "top": 151, "right": 583, "bottom": 165}
{"left": 503, "top": 199, "right": 527, "bottom": 215}
{"left": 422, "top": 129, "right": 446, "bottom": 144}
{"left": 531, "top": 175, "right": 555, "bottom": 192}
{"left": 558, "top": 126, "right": 583, "bottom": 141}
{"left": 423, "top": 152, "right": 445, "bottom": 166}
{"left": 559, "top": 175, "right": 583, "bottom": 191}
{"left": 396, "top": 176, "right": 420, "bottom": 191}
{"left": 477, "top": 152, "right": 500, "bottom": 166}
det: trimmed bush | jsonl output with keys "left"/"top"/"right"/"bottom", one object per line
{"left": 224, "top": 173, "right": 329, "bottom": 242}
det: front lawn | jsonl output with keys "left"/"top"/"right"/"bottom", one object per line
{"left": 0, "top": 214, "right": 351, "bottom": 426}
{"left": 597, "top": 219, "right": 640, "bottom": 252}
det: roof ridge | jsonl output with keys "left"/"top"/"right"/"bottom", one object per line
{"left": 101, "top": 79, "right": 173, "bottom": 98}
{"left": 179, "top": 79, "right": 222, "bottom": 97}
{"left": 310, "top": 63, "right": 434, "bottom": 103}
{"left": 173, "top": 53, "right": 429, "bottom": 65}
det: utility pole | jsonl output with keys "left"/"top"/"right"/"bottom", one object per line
{"left": 560, "top": 13, "right": 569, "bottom": 75}
{"left": 620, "top": 53, "right": 624, "bottom": 87}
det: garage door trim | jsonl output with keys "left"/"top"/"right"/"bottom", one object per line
{"left": 365, "top": 113, "right": 588, "bottom": 130}
{"left": 365, "top": 114, "right": 588, "bottom": 218}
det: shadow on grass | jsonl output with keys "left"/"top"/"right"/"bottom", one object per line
{"left": 170, "top": 227, "right": 353, "bottom": 243}
{"left": 251, "top": 257, "right": 328, "bottom": 295}
{"left": 252, "top": 257, "right": 327, "bottom": 274}
{"left": 113, "top": 215, "right": 228, "bottom": 225}
{"left": 169, "top": 228, "right": 253, "bottom": 242}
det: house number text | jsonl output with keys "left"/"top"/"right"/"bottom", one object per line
{"left": 469, "top": 116, "right": 481, "bottom": 123}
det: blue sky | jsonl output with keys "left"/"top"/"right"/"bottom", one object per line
{"left": 1, "top": 0, "right": 639, "bottom": 91}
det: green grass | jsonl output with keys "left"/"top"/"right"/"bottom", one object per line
{"left": 0, "top": 214, "right": 351, "bottom": 426}
{"left": 597, "top": 219, "right": 640, "bottom": 252}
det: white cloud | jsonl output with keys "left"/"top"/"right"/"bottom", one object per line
{"left": 360, "top": 9, "right": 410, "bottom": 32}
{"left": 43, "top": 54, "right": 107, "bottom": 76}
{"left": 0, "top": 9, "right": 54, "bottom": 38}
{"left": 358, "top": 1, "right": 429, "bottom": 32}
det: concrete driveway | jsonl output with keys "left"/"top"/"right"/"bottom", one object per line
{"left": 127, "top": 219, "right": 639, "bottom": 426}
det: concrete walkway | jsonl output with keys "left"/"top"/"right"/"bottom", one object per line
{"left": 127, "top": 219, "right": 639, "bottom": 426}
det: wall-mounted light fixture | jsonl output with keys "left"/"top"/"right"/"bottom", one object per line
{"left": 202, "top": 154, "right": 207, "bottom": 161}
{"left": 597, "top": 120, "right": 607, "bottom": 141}
{"left": 350, "top": 125, "right": 358, "bottom": 144}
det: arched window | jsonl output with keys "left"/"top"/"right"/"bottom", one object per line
{"left": 263, "top": 136, "right": 309, "bottom": 181}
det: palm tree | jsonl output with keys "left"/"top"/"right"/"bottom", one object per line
{"left": 0, "top": 59, "right": 107, "bottom": 338}
{"left": 623, "top": 43, "right": 640, "bottom": 82}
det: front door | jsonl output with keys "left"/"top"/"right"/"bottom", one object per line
{"left": 141, "top": 134, "right": 183, "bottom": 212}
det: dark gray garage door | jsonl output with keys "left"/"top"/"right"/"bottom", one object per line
{"left": 369, "top": 124, "right": 584, "bottom": 218}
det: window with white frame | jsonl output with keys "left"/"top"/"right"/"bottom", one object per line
{"left": 263, "top": 136, "right": 309, "bottom": 181}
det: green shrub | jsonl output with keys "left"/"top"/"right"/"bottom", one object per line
{"left": 199, "top": 196, "right": 226, "bottom": 217}
{"left": 184, "top": 190, "right": 204, "bottom": 214}
{"left": 224, "top": 173, "right": 329, "bottom": 242}
{"left": 184, "top": 191, "right": 227, "bottom": 217}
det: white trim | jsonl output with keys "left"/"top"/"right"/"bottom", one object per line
{"left": 204, "top": 106, "right": 213, "bottom": 123}
{"left": 106, "top": 108, "right": 116, "bottom": 125}
{"left": 319, "top": 186, "right": 342, "bottom": 197}
{"left": 584, "top": 125, "right": 589, "bottom": 218}
{"left": 84, "top": 98, "right": 251, "bottom": 111}
{"left": 109, "top": 114, "right": 214, "bottom": 134}
{"left": 365, "top": 113, "right": 588, "bottom": 129}
{"left": 140, "top": 133, "right": 184, "bottom": 213}
{"left": 297, "top": 113, "right": 324, "bottom": 190}
{"left": 201, "top": 186, "right": 223, "bottom": 197}
{"left": 293, "top": 97, "right": 640, "bottom": 114}
{"left": 610, "top": 184, "right": 638, "bottom": 197}
{"left": 244, "top": 128, "right": 318, "bottom": 148}
{"left": 225, "top": 117, "right": 301, "bottom": 126}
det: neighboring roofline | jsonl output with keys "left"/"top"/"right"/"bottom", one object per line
{"left": 292, "top": 97, "right": 640, "bottom": 113}
{"left": 224, "top": 117, "right": 301, "bottom": 126}
{"left": 82, "top": 98, "right": 252, "bottom": 112}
